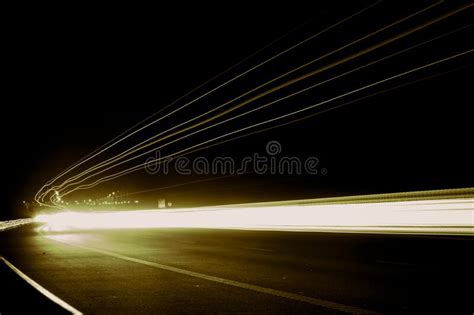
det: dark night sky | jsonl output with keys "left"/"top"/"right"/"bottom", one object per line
{"left": 3, "top": 1, "right": 473, "bottom": 218}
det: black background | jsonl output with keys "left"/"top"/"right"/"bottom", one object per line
{"left": 2, "top": 1, "right": 473, "bottom": 218}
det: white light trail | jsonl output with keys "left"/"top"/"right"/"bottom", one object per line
{"left": 59, "top": 49, "right": 473, "bottom": 196}
{"left": 36, "top": 1, "right": 382, "bottom": 205}
{"left": 49, "top": 1, "right": 466, "bottom": 199}
{"left": 52, "top": 23, "right": 474, "bottom": 197}
{"left": 34, "top": 198, "right": 473, "bottom": 235}
{"left": 35, "top": 2, "right": 473, "bottom": 206}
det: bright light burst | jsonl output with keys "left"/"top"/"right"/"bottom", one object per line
{"left": 34, "top": 198, "right": 473, "bottom": 234}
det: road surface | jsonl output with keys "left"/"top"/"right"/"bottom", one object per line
{"left": 1, "top": 224, "right": 472, "bottom": 314}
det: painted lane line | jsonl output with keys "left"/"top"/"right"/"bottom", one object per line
{"left": 0, "top": 256, "right": 82, "bottom": 315}
{"left": 48, "top": 237, "right": 380, "bottom": 315}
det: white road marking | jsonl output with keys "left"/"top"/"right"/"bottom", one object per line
{"left": 0, "top": 256, "right": 82, "bottom": 315}
{"left": 48, "top": 237, "right": 380, "bottom": 315}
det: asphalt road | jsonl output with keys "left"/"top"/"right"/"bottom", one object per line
{"left": 0, "top": 224, "right": 472, "bottom": 314}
